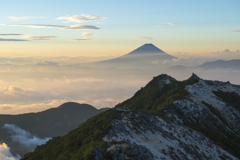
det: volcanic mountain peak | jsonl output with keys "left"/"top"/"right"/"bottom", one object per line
{"left": 127, "top": 43, "right": 166, "bottom": 55}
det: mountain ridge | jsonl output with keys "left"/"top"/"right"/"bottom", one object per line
{"left": 20, "top": 73, "right": 240, "bottom": 160}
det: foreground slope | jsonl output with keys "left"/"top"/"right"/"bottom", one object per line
{"left": 21, "top": 74, "right": 240, "bottom": 160}
{"left": 0, "top": 102, "right": 108, "bottom": 156}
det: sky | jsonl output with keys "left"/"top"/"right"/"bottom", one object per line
{"left": 0, "top": 0, "right": 239, "bottom": 57}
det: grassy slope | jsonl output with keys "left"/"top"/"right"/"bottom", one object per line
{"left": 115, "top": 74, "right": 198, "bottom": 115}
{"left": 21, "top": 109, "right": 122, "bottom": 160}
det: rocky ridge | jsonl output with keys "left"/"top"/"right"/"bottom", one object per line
{"left": 20, "top": 73, "right": 240, "bottom": 160}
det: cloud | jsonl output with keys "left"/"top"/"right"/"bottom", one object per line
{"left": 0, "top": 38, "right": 29, "bottom": 41}
{"left": 0, "top": 86, "right": 64, "bottom": 104}
{"left": 24, "top": 35, "right": 58, "bottom": 40}
{"left": 135, "top": 37, "right": 153, "bottom": 40}
{"left": 0, "top": 34, "right": 58, "bottom": 41}
{"left": 0, "top": 34, "right": 24, "bottom": 36}
{"left": 230, "top": 29, "right": 240, "bottom": 32}
{"left": 209, "top": 49, "right": 240, "bottom": 59}
{"left": 9, "top": 16, "right": 46, "bottom": 21}
{"left": 56, "top": 14, "right": 107, "bottom": 23}
{"left": 3, "top": 124, "right": 51, "bottom": 149}
{"left": 2, "top": 24, "right": 100, "bottom": 30}
{"left": 166, "top": 23, "right": 182, "bottom": 25}
{"left": 82, "top": 32, "right": 93, "bottom": 36}
{"left": 0, "top": 143, "right": 20, "bottom": 160}
{"left": 70, "top": 37, "right": 94, "bottom": 41}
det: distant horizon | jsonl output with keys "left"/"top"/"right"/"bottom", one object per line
{"left": 1, "top": 0, "right": 239, "bottom": 57}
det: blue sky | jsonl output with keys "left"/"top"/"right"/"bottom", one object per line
{"left": 0, "top": 0, "right": 239, "bottom": 56}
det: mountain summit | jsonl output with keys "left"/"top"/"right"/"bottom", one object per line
{"left": 95, "top": 44, "right": 176, "bottom": 66}
{"left": 127, "top": 43, "right": 166, "bottom": 55}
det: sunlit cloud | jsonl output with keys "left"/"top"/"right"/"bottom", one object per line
{"left": 8, "top": 16, "right": 46, "bottom": 21}
{"left": 2, "top": 24, "right": 100, "bottom": 30}
{"left": 166, "top": 23, "right": 182, "bottom": 25}
{"left": 0, "top": 34, "right": 58, "bottom": 41}
{"left": 82, "top": 32, "right": 93, "bottom": 36}
{"left": 56, "top": 14, "right": 107, "bottom": 23}
{"left": 135, "top": 37, "right": 153, "bottom": 40}
{"left": 0, "top": 143, "right": 20, "bottom": 160}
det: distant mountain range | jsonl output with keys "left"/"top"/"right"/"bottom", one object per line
{"left": 198, "top": 59, "right": 240, "bottom": 70}
{"left": 21, "top": 74, "right": 240, "bottom": 160}
{"left": 0, "top": 102, "right": 109, "bottom": 156}
{"left": 94, "top": 43, "right": 176, "bottom": 66}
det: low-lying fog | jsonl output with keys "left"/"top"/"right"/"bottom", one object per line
{"left": 0, "top": 55, "right": 239, "bottom": 114}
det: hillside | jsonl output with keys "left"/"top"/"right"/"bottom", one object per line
{"left": 0, "top": 102, "right": 109, "bottom": 156}
{"left": 20, "top": 74, "right": 240, "bottom": 160}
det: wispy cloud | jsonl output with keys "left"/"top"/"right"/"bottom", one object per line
{"left": 0, "top": 34, "right": 25, "bottom": 36}
{"left": 135, "top": 37, "right": 153, "bottom": 40}
{"left": 230, "top": 28, "right": 240, "bottom": 32}
{"left": 24, "top": 35, "right": 58, "bottom": 40}
{"left": 0, "top": 33, "right": 58, "bottom": 41}
{"left": 166, "top": 23, "right": 182, "bottom": 25}
{"left": 82, "top": 32, "right": 93, "bottom": 36}
{"left": 70, "top": 37, "right": 94, "bottom": 41}
{"left": 56, "top": 14, "right": 107, "bottom": 23}
{"left": 9, "top": 16, "right": 46, "bottom": 21}
{"left": 2, "top": 24, "right": 100, "bottom": 30}
{"left": 0, "top": 38, "right": 29, "bottom": 41}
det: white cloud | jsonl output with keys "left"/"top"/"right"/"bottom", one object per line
{"left": 2, "top": 24, "right": 100, "bottom": 30}
{"left": 3, "top": 124, "right": 51, "bottom": 149}
{"left": 166, "top": 23, "right": 182, "bottom": 25}
{"left": 56, "top": 14, "right": 107, "bottom": 23}
{"left": 82, "top": 32, "right": 93, "bottom": 36}
{"left": 9, "top": 16, "right": 46, "bottom": 21}
{"left": 135, "top": 37, "right": 153, "bottom": 40}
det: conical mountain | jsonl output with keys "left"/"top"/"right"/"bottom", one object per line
{"left": 127, "top": 43, "right": 166, "bottom": 55}
{"left": 95, "top": 44, "right": 176, "bottom": 66}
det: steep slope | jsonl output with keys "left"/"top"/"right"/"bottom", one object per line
{"left": 94, "top": 44, "right": 176, "bottom": 66}
{"left": 20, "top": 74, "right": 240, "bottom": 160}
{"left": 198, "top": 59, "right": 240, "bottom": 70}
{"left": 0, "top": 102, "right": 109, "bottom": 156}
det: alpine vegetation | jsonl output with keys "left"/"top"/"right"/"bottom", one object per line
{"left": 20, "top": 73, "right": 240, "bottom": 160}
